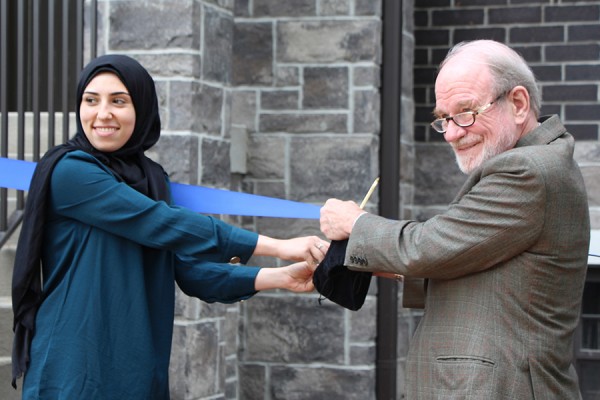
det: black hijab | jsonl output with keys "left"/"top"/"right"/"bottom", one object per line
{"left": 11, "top": 54, "right": 169, "bottom": 387}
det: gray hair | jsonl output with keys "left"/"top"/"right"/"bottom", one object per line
{"left": 439, "top": 40, "right": 541, "bottom": 118}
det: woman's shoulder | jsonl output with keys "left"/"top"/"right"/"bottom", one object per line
{"left": 53, "top": 150, "right": 113, "bottom": 181}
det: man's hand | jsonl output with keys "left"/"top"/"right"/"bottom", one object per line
{"left": 320, "top": 198, "right": 365, "bottom": 241}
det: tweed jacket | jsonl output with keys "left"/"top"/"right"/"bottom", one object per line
{"left": 346, "top": 115, "right": 590, "bottom": 399}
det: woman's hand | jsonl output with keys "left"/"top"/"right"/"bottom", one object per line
{"left": 254, "top": 235, "right": 329, "bottom": 265}
{"left": 255, "top": 261, "right": 317, "bottom": 293}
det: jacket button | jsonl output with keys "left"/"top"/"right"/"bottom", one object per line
{"left": 229, "top": 256, "right": 241, "bottom": 264}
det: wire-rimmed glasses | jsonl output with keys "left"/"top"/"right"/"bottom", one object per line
{"left": 430, "top": 94, "right": 504, "bottom": 134}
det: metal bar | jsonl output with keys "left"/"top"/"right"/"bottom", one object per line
{"left": 48, "top": 0, "right": 55, "bottom": 149}
{"left": 90, "top": 0, "right": 97, "bottom": 59}
{"left": 33, "top": 0, "right": 41, "bottom": 161}
{"left": 376, "top": 0, "right": 402, "bottom": 399}
{"left": 0, "top": 0, "right": 8, "bottom": 232}
{"left": 16, "top": 0, "right": 26, "bottom": 208}
{"left": 61, "top": 0, "right": 69, "bottom": 143}
{"left": 75, "top": 0, "right": 83, "bottom": 75}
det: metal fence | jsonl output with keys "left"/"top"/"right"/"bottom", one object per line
{"left": 0, "top": 0, "right": 97, "bottom": 248}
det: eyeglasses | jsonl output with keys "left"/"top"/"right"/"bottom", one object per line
{"left": 430, "top": 94, "right": 503, "bottom": 134}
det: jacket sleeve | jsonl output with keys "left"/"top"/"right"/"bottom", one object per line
{"left": 344, "top": 151, "right": 546, "bottom": 280}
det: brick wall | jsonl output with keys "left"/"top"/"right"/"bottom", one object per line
{"left": 412, "top": 0, "right": 600, "bottom": 226}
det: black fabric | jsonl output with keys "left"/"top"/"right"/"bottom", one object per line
{"left": 11, "top": 54, "right": 169, "bottom": 388}
{"left": 312, "top": 240, "right": 372, "bottom": 311}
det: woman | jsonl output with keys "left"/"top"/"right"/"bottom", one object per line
{"left": 11, "top": 54, "right": 328, "bottom": 399}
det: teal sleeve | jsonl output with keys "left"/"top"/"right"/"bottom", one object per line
{"left": 175, "top": 256, "right": 260, "bottom": 303}
{"left": 50, "top": 151, "right": 259, "bottom": 263}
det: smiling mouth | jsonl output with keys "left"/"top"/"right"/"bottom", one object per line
{"left": 94, "top": 127, "right": 119, "bottom": 136}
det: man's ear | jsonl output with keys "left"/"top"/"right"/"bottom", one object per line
{"left": 508, "top": 85, "right": 530, "bottom": 124}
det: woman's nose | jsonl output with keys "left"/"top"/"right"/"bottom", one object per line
{"left": 97, "top": 103, "right": 113, "bottom": 120}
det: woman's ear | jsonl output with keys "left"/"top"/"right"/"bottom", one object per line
{"left": 507, "top": 85, "right": 530, "bottom": 124}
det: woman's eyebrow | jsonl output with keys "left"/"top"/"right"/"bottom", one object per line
{"left": 83, "top": 90, "right": 131, "bottom": 96}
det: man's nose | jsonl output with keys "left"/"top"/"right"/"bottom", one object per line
{"left": 442, "top": 121, "right": 466, "bottom": 143}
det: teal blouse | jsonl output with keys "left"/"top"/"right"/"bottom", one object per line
{"left": 22, "top": 151, "right": 260, "bottom": 399}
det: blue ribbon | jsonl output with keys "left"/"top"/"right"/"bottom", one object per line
{"left": 0, "top": 157, "right": 319, "bottom": 219}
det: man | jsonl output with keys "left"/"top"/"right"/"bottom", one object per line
{"left": 320, "top": 40, "right": 590, "bottom": 398}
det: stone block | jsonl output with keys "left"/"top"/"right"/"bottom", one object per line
{"left": 353, "top": 88, "right": 381, "bottom": 133}
{"left": 349, "top": 343, "right": 376, "bottom": 365}
{"left": 205, "top": 0, "right": 235, "bottom": 12}
{"left": 152, "top": 133, "right": 199, "bottom": 185}
{"left": 169, "top": 81, "right": 224, "bottom": 134}
{"left": 247, "top": 135, "right": 286, "bottom": 179}
{"left": 303, "top": 67, "right": 349, "bottom": 109}
{"left": 354, "top": 65, "right": 381, "bottom": 87}
{"left": 270, "top": 365, "right": 376, "bottom": 400}
{"left": 414, "top": 143, "right": 465, "bottom": 206}
{"left": 277, "top": 20, "right": 381, "bottom": 63}
{"left": 169, "top": 321, "right": 221, "bottom": 399}
{"left": 274, "top": 66, "right": 300, "bottom": 86}
{"left": 259, "top": 113, "right": 347, "bottom": 133}
{"left": 231, "top": 90, "right": 258, "bottom": 132}
{"left": 289, "top": 136, "right": 377, "bottom": 202}
{"left": 261, "top": 90, "right": 299, "bottom": 110}
{"left": 253, "top": 0, "right": 316, "bottom": 17}
{"left": 233, "top": 22, "right": 273, "bottom": 85}
{"left": 204, "top": 7, "right": 233, "bottom": 83}
{"left": 320, "top": 0, "right": 351, "bottom": 16}
{"left": 241, "top": 295, "right": 345, "bottom": 364}
{"left": 239, "top": 364, "right": 266, "bottom": 400}
{"left": 201, "top": 138, "right": 231, "bottom": 187}
{"left": 109, "top": 1, "right": 200, "bottom": 50}
{"left": 135, "top": 53, "right": 201, "bottom": 79}
{"left": 356, "top": 0, "right": 382, "bottom": 16}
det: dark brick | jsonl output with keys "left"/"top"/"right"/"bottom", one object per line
{"left": 510, "top": 0, "right": 549, "bottom": 3}
{"left": 414, "top": 48, "right": 429, "bottom": 65}
{"left": 414, "top": 10, "right": 428, "bottom": 27}
{"left": 566, "top": 65, "right": 600, "bottom": 81}
{"left": 545, "top": 44, "right": 600, "bottom": 62}
{"left": 415, "top": 105, "right": 435, "bottom": 124}
{"left": 545, "top": 5, "right": 600, "bottom": 22}
{"left": 511, "top": 46, "right": 541, "bottom": 63}
{"left": 569, "top": 25, "right": 600, "bottom": 42}
{"left": 540, "top": 104, "right": 561, "bottom": 116}
{"left": 566, "top": 105, "right": 600, "bottom": 121}
{"left": 455, "top": 0, "right": 506, "bottom": 5}
{"left": 416, "top": 0, "right": 451, "bottom": 7}
{"left": 413, "top": 87, "right": 428, "bottom": 104}
{"left": 454, "top": 28, "right": 506, "bottom": 43}
{"left": 489, "top": 7, "right": 541, "bottom": 24}
{"left": 432, "top": 48, "right": 451, "bottom": 65}
{"left": 565, "top": 124, "right": 599, "bottom": 141}
{"left": 415, "top": 29, "right": 450, "bottom": 46}
{"left": 414, "top": 125, "right": 427, "bottom": 142}
{"left": 414, "top": 67, "right": 437, "bottom": 86}
{"left": 543, "top": 84, "right": 597, "bottom": 102}
{"left": 509, "top": 26, "right": 564, "bottom": 43}
{"left": 531, "top": 65, "right": 562, "bottom": 82}
{"left": 432, "top": 9, "right": 484, "bottom": 27}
